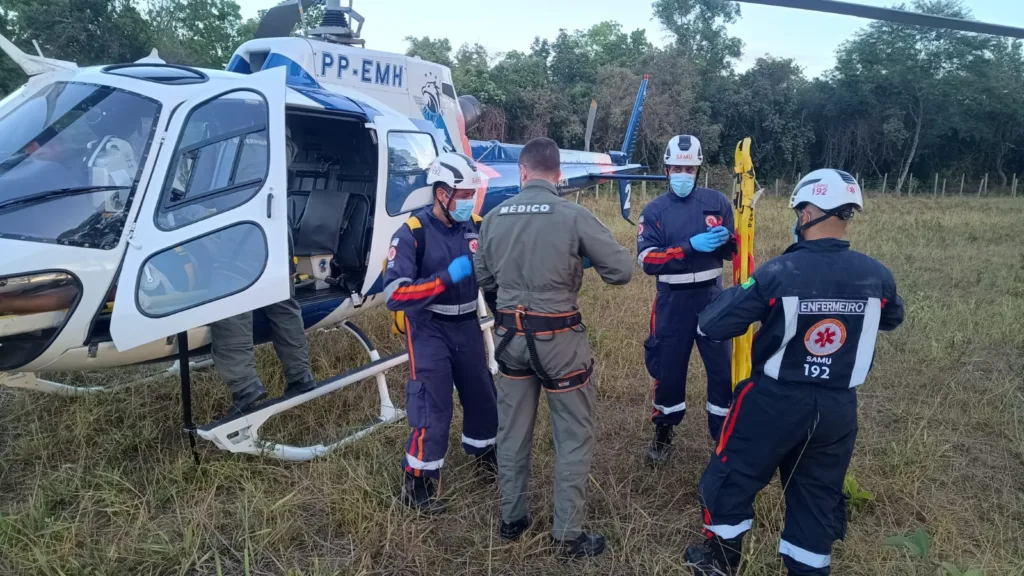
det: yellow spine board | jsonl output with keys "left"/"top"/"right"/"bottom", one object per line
{"left": 731, "top": 137, "right": 757, "bottom": 389}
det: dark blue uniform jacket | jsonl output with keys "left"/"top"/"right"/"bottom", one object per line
{"left": 384, "top": 207, "right": 481, "bottom": 320}
{"left": 698, "top": 238, "right": 905, "bottom": 389}
{"left": 637, "top": 187, "right": 736, "bottom": 288}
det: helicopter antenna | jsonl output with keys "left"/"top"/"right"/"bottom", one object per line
{"left": 308, "top": 0, "right": 365, "bottom": 46}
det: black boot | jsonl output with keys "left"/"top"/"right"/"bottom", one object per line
{"left": 475, "top": 448, "right": 498, "bottom": 481}
{"left": 285, "top": 375, "right": 316, "bottom": 396}
{"left": 646, "top": 424, "right": 675, "bottom": 464}
{"left": 500, "top": 515, "right": 530, "bottom": 541}
{"left": 555, "top": 532, "right": 606, "bottom": 558}
{"left": 684, "top": 534, "right": 743, "bottom": 575}
{"left": 401, "top": 473, "right": 447, "bottom": 515}
{"left": 229, "top": 383, "right": 268, "bottom": 417}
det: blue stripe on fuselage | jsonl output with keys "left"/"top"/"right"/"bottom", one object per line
{"left": 262, "top": 53, "right": 320, "bottom": 88}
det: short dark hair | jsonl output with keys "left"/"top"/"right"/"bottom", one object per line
{"left": 519, "top": 137, "right": 560, "bottom": 174}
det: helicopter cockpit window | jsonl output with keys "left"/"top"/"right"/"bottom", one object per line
{"left": 156, "top": 90, "right": 269, "bottom": 231}
{"left": 386, "top": 131, "right": 438, "bottom": 216}
{"left": 0, "top": 82, "right": 159, "bottom": 249}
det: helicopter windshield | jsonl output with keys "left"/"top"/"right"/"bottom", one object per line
{"left": 0, "top": 81, "right": 160, "bottom": 249}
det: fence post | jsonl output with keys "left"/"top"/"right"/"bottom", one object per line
{"left": 775, "top": 178, "right": 779, "bottom": 197}
{"left": 1013, "top": 174, "right": 1018, "bottom": 198}
{"left": 942, "top": 177, "right": 946, "bottom": 196}
{"left": 705, "top": 172, "right": 709, "bottom": 188}
{"left": 642, "top": 179, "right": 647, "bottom": 200}
{"left": 959, "top": 173, "right": 965, "bottom": 196}
{"left": 977, "top": 177, "right": 983, "bottom": 197}
{"left": 881, "top": 173, "right": 887, "bottom": 195}
{"left": 933, "top": 174, "right": 938, "bottom": 196}
{"left": 595, "top": 183, "right": 600, "bottom": 201}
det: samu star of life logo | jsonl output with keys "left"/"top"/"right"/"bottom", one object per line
{"left": 804, "top": 318, "right": 847, "bottom": 356}
{"left": 469, "top": 239, "right": 478, "bottom": 253}
{"left": 705, "top": 214, "right": 723, "bottom": 227}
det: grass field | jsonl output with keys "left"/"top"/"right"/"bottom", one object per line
{"left": 1, "top": 193, "right": 1023, "bottom": 575}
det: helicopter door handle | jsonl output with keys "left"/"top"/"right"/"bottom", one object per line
{"left": 266, "top": 193, "right": 274, "bottom": 218}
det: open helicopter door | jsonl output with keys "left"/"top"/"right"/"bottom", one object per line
{"left": 110, "top": 66, "right": 289, "bottom": 352}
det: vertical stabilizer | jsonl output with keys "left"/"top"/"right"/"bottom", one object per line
{"left": 616, "top": 74, "right": 649, "bottom": 223}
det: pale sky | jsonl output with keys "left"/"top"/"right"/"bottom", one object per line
{"left": 241, "top": 0, "right": 1024, "bottom": 78}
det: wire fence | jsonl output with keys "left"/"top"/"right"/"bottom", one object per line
{"left": 576, "top": 165, "right": 1022, "bottom": 202}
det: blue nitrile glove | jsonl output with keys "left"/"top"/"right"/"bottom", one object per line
{"left": 447, "top": 255, "right": 473, "bottom": 284}
{"left": 690, "top": 227, "right": 731, "bottom": 252}
{"left": 582, "top": 256, "right": 592, "bottom": 269}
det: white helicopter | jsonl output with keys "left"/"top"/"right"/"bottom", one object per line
{"left": 0, "top": 0, "right": 649, "bottom": 461}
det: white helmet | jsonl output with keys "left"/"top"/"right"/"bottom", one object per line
{"left": 790, "top": 169, "right": 864, "bottom": 213}
{"left": 426, "top": 151, "right": 484, "bottom": 191}
{"left": 664, "top": 135, "right": 704, "bottom": 167}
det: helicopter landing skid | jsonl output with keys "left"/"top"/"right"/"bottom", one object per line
{"left": 0, "top": 357, "right": 215, "bottom": 395}
{"left": 192, "top": 297, "right": 498, "bottom": 462}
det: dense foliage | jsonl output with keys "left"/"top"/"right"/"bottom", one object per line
{"left": 1, "top": 0, "right": 1022, "bottom": 190}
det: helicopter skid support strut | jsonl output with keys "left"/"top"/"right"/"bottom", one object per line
{"left": 192, "top": 305, "right": 498, "bottom": 462}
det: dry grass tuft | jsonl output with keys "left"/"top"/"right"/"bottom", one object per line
{"left": 1, "top": 193, "right": 1022, "bottom": 575}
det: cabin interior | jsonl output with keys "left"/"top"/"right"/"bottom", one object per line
{"left": 285, "top": 109, "right": 378, "bottom": 299}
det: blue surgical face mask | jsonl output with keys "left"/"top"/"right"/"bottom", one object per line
{"left": 669, "top": 173, "right": 696, "bottom": 198}
{"left": 451, "top": 198, "right": 475, "bottom": 222}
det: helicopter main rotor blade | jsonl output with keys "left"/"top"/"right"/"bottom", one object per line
{"left": 732, "top": 0, "right": 1024, "bottom": 39}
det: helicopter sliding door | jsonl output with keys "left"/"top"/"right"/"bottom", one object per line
{"left": 110, "top": 67, "right": 290, "bottom": 352}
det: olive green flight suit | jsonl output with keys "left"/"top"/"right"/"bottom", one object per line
{"left": 474, "top": 179, "right": 632, "bottom": 541}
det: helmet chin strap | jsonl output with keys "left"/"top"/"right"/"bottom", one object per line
{"left": 436, "top": 185, "right": 456, "bottom": 225}
{"left": 794, "top": 205, "right": 855, "bottom": 236}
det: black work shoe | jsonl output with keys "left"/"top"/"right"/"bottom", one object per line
{"left": 555, "top": 532, "right": 606, "bottom": 558}
{"left": 683, "top": 535, "right": 743, "bottom": 575}
{"left": 500, "top": 515, "right": 530, "bottom": 541}
{"left": 401, "top": 473, "right": 447, "bottom": 515}
{"left": 285, "top": 376, "right": 316, "bottom": 396}
{"left": 475, "top": 448, "right": 498, "bottom": 481}
{"left": 646, "top": 424, "right": 675, "bottom": 464}
{"left": 229, "top": 383, "right": 268, "bottom": 416}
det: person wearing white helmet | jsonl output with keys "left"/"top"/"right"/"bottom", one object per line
{"left": 636, "top": 134, "right": 737, "bottom": 463}
{"left": 683, "top": 169, "right": 904, "bottom": 576}
{"left": 383, "top": 151, "right": 498, "bottom": 514}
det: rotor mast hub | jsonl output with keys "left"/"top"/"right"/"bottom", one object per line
{"left": 308, "top": 0, "right": 366, "bottom": 46}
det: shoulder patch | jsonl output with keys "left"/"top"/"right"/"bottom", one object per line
{"left": 471, "top": 214, "right": 483, "bottom": 224}
{"left": 405, "top": 216, "right": 422, "bottom": 230}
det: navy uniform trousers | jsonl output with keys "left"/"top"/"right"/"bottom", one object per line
{"left": 645, "top": 284, "right": 733, "bottom": 439}
{"left": 699, "top": 377, "right": 857, "bottom": 575}
{"left": 401, "top": 313, "right": 498, "bottom": 478}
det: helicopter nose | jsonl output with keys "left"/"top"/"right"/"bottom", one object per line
{"left": 0, "top": 271, "right": 79, "bottom": 371}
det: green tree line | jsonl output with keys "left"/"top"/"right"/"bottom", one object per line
{"left": 2, "top": 0, "right": 1022, "bottom": 192}
{"left": 410, "top": 0, "right": 1024, "bottom": 192}
{"left": 0, "top": 0, "right": 257, "bottom": 94}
